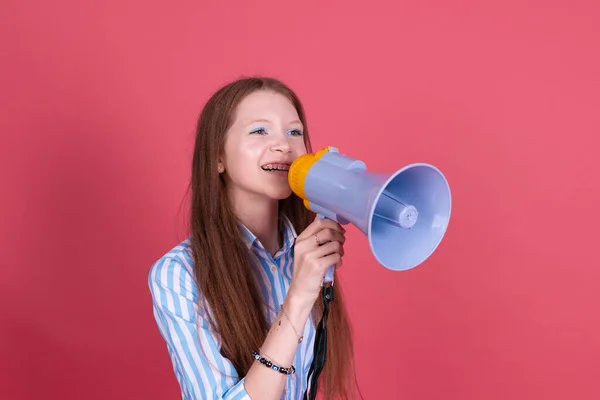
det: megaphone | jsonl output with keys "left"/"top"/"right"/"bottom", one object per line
{"left": 288, "top": 146, "right": 452, "bottom": 283}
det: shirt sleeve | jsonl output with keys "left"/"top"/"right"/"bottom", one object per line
{"left": 148, "top": 256, "right": 251, "bottom": 400}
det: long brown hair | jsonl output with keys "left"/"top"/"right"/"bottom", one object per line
{"left": 189, "top": 76, "right": 360, "bottom": 399}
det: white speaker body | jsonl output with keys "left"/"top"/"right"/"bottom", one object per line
{"left": 301, "top": 148, "right": 452, "bottom": 281}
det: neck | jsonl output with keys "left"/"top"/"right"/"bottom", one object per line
{"left": 230, "top": 192, "right": 281, "bottom": 256}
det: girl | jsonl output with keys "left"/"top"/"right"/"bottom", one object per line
{"left": 149, "top": 77, "right": 359, "bottom": 399}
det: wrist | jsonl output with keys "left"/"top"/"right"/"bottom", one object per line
{"left": 284, "top": 289, "right": 315, "bottom": 321}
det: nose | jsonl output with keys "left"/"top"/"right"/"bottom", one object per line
{"left": 269, "top": 134, "right": 292, "bottom": 153}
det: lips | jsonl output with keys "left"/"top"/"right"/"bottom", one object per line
{"left": 261, "top": 163, "right": 291, "bottom": 172}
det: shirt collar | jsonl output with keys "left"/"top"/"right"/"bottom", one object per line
{"left": 239, "top": 214, "right": 298, "bottom": 254}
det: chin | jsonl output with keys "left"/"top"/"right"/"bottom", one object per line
{"left": 265, "top": 187, "right": 293, "bottom": 200}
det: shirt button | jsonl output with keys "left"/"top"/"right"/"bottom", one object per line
{"left": 270, "top": 266, "right": 277, "bottom": 272}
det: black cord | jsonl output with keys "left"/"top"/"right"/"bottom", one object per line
{"left": 303, "top": 285, "right": 334, "bottom": 400}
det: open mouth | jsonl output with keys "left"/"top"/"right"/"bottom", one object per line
{"left": 261, "top": 163, "right": 290, "bottom": 172}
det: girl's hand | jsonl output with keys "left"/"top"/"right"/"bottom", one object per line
{"left": 287, "top": 217, "right": 346, "bottom": 309}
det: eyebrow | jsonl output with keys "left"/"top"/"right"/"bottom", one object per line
{"left": 244, "top": 118, "right": 303, "bottom": 127}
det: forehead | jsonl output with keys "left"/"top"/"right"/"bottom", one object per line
{"left": 233, "top": 90, "right": 300, "bottom": 124}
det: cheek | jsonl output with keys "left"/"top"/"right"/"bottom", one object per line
{"left": 294, "top": 140, "right": 308, "bottom": 156}
{"left": 223, "top": 142, "right": 261, "bottom": 177}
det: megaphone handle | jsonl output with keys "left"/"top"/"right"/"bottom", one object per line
{"left": 323, "top": 265, "right": 335, "bottom": 284}
{"left": 316, "top": 214, "right": 336, "bottom": 285}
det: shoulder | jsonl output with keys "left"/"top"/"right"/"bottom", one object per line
{"left": 148, "top": 238, "right": 199, "bottom": 303}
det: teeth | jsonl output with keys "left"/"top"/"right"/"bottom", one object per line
{"left": 262, "top": 163, "right": 289, "bottom": 171}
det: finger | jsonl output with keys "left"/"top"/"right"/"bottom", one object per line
{"left": 316, "top": 218, "right": 345, "bottom": 233}
{"left": 308, "top": 240, "right": 344, "bottom": 260}
{"left": 297, "top": 218, "right": 345, "bottom": 241}
{"left": 317, "top": 252, "right": 343, "bottom": 272}
{"left": 312, "top": 228, "right": 345, "bottom": 247}
{"left": 294, "top": 229, "right": 344, "bottom": 256}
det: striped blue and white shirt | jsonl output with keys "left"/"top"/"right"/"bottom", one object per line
{"left": 148, "top": 215, "right": 316, "bottom": 399}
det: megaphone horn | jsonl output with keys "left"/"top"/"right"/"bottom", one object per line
{"left": 288, "top": 146, "right": 452, "bottom": 284}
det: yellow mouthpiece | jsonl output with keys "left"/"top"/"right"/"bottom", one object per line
{"left": 288, "top": 146, "right": 332, "bottom": 200}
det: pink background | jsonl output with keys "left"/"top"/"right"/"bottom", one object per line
{"left": 2, "top": 1, "right": 599, "bottom": 399}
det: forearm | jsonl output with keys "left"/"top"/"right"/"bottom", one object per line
{"left": 244, "top": 292, "right": 314, "bottom": 400}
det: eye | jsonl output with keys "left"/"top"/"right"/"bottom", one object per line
{"left": 249, "top": 127, "right": 267, "bottom": 135}
{"left": 288, "top": 129, "right": 303, "bottom": 136}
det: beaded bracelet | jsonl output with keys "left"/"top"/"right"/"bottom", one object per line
{"left": 252, "top": 351, "right": 296, "bottom": 375}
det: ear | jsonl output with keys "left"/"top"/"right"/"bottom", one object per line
{"left": 217, "top": 160, "right": 224, "bottom": 173}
